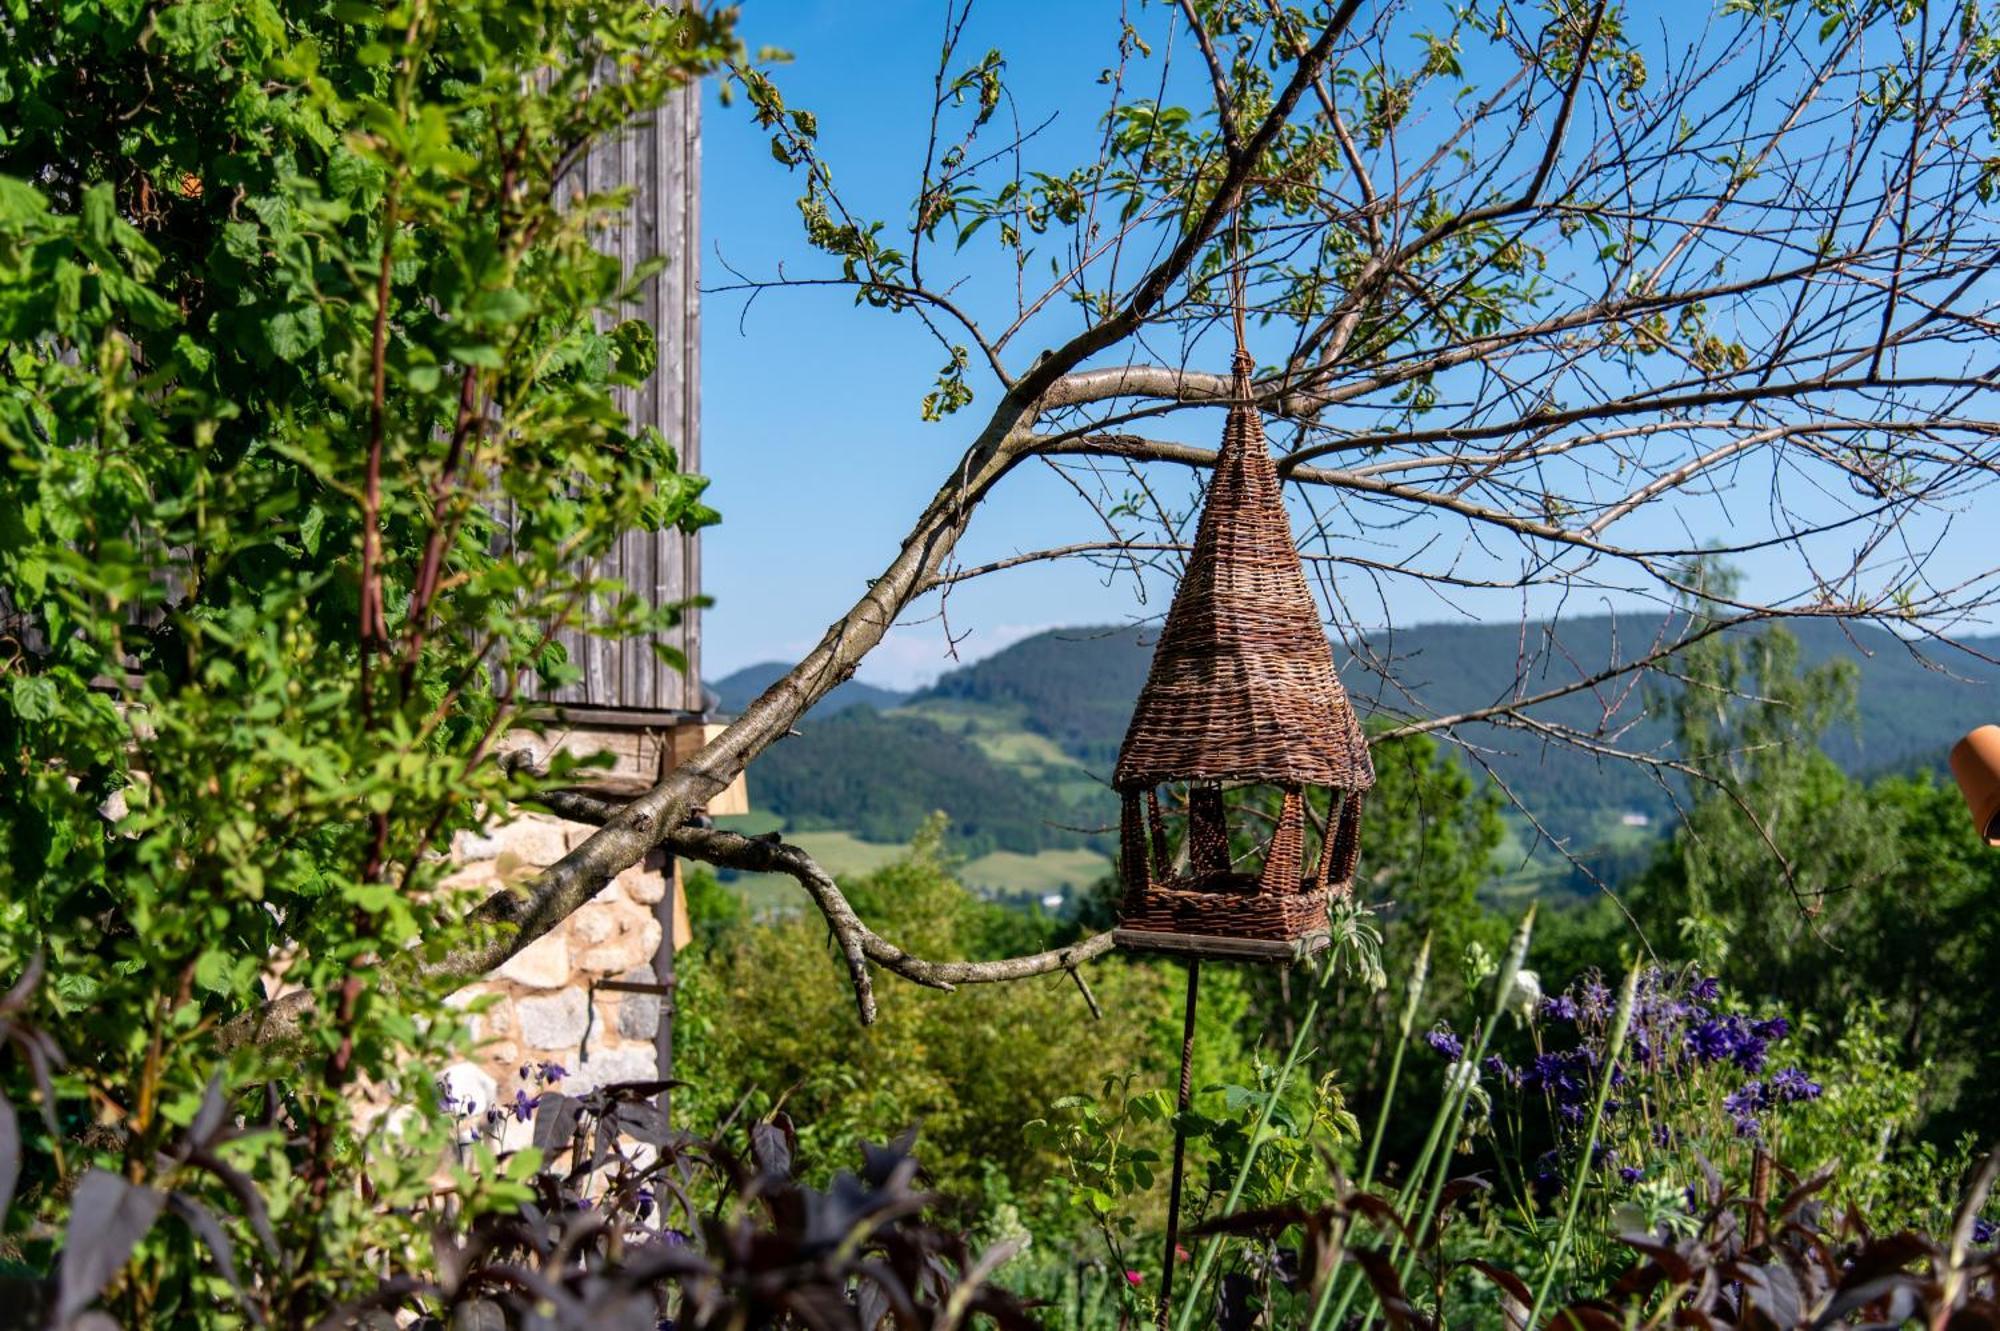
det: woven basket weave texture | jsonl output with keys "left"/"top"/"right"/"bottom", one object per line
{"left": 1113, "top": 353, "right": 1374, "bottom": 794}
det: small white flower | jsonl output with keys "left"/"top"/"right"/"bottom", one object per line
{"left": 1510, "top": 969, "right": 1543, "bottom": 1023}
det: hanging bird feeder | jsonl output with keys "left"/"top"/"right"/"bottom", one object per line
{"left": 1117, "top": 329, "right": 1377, "bottom": 1331}
{"left": 1111, "top": 347, "right": 1375, "bottom": 962}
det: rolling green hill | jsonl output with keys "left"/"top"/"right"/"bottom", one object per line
{"left": 709, "top": 660, "right": 908, "bottom": 717}
{"left": 712, "top": 615, "right": 2000, "bottom": 896}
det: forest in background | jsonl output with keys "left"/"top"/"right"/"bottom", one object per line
{"left": 711, "top": 614, "right": 2000, "bottom": 900}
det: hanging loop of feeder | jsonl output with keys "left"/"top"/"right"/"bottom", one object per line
{"left": 1109, "top": 249, "right": 1374, "bottom": 963}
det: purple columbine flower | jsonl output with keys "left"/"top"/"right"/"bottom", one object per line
{"left": 1974, "top": 1218, "right": 1995, "bottom": 1245}
{"left": 1724, "top": 1081, "right": 1770, "bottom": 1115}
{"left": 1688, "top": 976, "right": 1721, "bottom": 1003}
{"left": 1619, "top": 1165, "right": 1645, "bottom": 1184}
{"left": 1541, "top": 995, "right": 1580, "bottom": 1023}
{"left": 1425, "top": 1025, "right": 1464, "bottom": 1061}
{"left": 1751, "top": 1017, "right": 1790, "bottom": 1042}
{"left": 512, "top": 1089, "right": 540, "bottom": 1122}
{"left": 1483, "top": 1054, "right": 1520, "bottom": 1088}
{"left": 1686, "top": 1019, "right": 1736, "bottom": 1064}
{"left": 1769, "top": 1066, "right": 1821, "bottom": 1103}
{"left": 1580, "top": 976, "right": 1612, "bottom": 1020}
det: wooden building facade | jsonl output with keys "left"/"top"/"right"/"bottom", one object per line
{"left": 538, "top": 75, "right": 705, "bottom": 722}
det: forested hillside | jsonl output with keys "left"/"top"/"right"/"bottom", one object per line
{"left": 717, "top": 615, "right": 2000, "bottom": 884}
{"left": 736, "top": 706, "right": 1092, "bottom": 857}
{"left": 708, "top": 660, "right": 908, "bottom": 717}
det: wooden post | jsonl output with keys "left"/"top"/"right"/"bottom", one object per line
{"left": 650, "top": 845, "right": 677, "bottom": 1124}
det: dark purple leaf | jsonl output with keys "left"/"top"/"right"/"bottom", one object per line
{"left": 1458, "top": 1258, "right": 1532, "bottom": 1308}
{"left": 532, "top": 1093, "right": 578, "bottom": 1153}
{"left": 1736, "top": 1258, "right": 1803, "bottom": 1327}
{"left": 1540, "top": 1304, "right": 1625, "bottom": 1330}
{"left": 1615, "top": 1233, "right": 1698, "bottom": 1284}
{"left": 611, "top": 1100, "right": 671, "bottom": 1149}
{"left": 2, "top": 953, "right": 44, "bottom": 1013}
{"left": 1187, "top": 1202, "right": 1315, "bottom": 1237}
{"left": 56, "top": 1170, "right": 166, "bottom": 1324}
{"left": 189, "top": 1151, "right": 277, "bottom": 1258}
{"left": 1218, "top": 1271, "right": 1259, "bottom": 1331}
{"left": 167, "top": 1193, "right": 252, "bottom": 1316}
{"left": 0, "top": 1095, "right": 17, "bottom": 1221}
{"left": 751, "top": 1120, "right": 793, "bottom": 1181}
{"left": 189, "top": 1077, "right": 229, "bottom": 1151}
{"left": 449, "top": 1297, "right": 506, "bottom": 1331}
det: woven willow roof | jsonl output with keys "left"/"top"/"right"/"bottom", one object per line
{"left": 1113, "top": 353, "right": 1375, "bottom": 792}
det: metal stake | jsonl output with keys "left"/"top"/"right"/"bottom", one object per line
{"left": 1157, "top": 957, "right": 1201, "bottom": 1330}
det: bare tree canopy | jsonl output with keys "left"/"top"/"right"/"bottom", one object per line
{"left": 347, "top": 0, "right": 2000, "bottom": 1027}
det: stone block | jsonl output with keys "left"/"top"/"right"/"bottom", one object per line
{"left": 616, "top": 862, "right": 664, "bottom": 905}
{"left": 565, "top": 1045, "right": 657, "bottom": 1094}
{"left": 496, "top": 930, "right": 571, "bottom": 990}
{"left": 577, "top": 916, "right": 661, "bottom": 975}
{"left": 517, "top": 988, "right": 589, "bottom": 1050}
{"left": 453, "top": 827, "right": 508, "bottom": 861}
{"left": 495, "top": 818, "right": 569, "bottom": 868}
{"left": 569, "top": 903, "right": 619, "bottom": 946}
{"left": 616, "top": 967, "right": 662, "bottom": 1040}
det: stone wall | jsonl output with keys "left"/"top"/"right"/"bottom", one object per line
{"left": 434, "top": 811, "right": 689, "bottom": 1117}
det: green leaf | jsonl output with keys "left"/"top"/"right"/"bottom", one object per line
{"left": 300, "top": 504, "right": 325, "bottom": 556}
{"left": 263, "top": 306, "right": 324, "bottom": 362}
{"left": 10, "top": 674, "right": 58, "bottom": 723}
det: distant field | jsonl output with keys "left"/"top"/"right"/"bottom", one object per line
{"left": 960, "top": 847, "right": 1113, "bottom": 901}
{"left": 714, "top": 810, "right": 785, "bottom": 837}
{"left": 705, "top": 814, "right": 1111, "bottom": 915}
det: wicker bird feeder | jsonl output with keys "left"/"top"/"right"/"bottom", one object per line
{"left": 1111, "top": 348, "right": 1374, "bottom": 962}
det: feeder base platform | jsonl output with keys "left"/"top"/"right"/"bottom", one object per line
{"left": 1113, "top": 928, "right": 1330, "bottom": 963}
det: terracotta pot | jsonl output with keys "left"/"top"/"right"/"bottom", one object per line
{"left": 1948, "top": 724, "right": 2000, "bottom": 845}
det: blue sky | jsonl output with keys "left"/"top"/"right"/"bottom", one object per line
{"left": 697, "top": 0, "right": 1177, "bottom": 688}
{"left": 692, "top": 1, "right": 1999, "bottom": 690}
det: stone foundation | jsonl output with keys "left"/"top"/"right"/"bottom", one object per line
{"left": 437, "top": 811, "right": 690, "bottom": 1107}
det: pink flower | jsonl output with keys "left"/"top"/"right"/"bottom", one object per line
{"left": 1175, "top": 1245, "right": 1191, "bottom": 1262}
{"left": 1124, "top": 1270, "right": 1145, "bottom": 1286}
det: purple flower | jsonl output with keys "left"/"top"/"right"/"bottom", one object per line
{"left": 1687, "top": 1019, "right": 1737, "bottom": 1063}
{"left": 1974, "top": 1218, "right": 1996, "bottom": 1245}
{"left": 1483, "top": 1054, "right": 1520, "bottom": 1088}
{"left": 1541, "top": 995, "right": 1580, "bottom": 1023}
{"left": 1770, "top": 1067, "right": 1821, "bottom": 1104}
{"left": 1724, "top": 1081, "right": 1770, "bottom": 1116}
{"left": 1619, "top": 1166, "right": 1645, "bottom": 1184}
{"left": 1751, "top": 1017, "right": 1790, "bottom": 1042}
{"left": 1425, "top": 1025, "right": 1464, "bottom": 1061}
{"left": 1524, "top": 1051, "right": 1588, "bottom": 1104}
{"left": 512, "top": 1089, "right": 540, "bottom": 1122}
{"left": 1688, "top": 976, "right": 1721, "bottom": 1003}
{"left": 1580, "top": 976, "right": 1612, "bottom": 1020}
{"left": 1733, "top": 1037, "right": 1770, "bottom": 1075}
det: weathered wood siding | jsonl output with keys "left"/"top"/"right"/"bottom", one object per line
{"left": 537, "top": 80, "right": 703, "bottom": 717}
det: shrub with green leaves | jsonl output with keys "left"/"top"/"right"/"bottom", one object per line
{"left": 0, "top": 0, "right": 733, "bottom": 1323}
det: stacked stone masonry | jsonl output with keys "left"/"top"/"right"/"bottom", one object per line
{"left": 437, "top": 811, "right": 689, "bottom": 1114}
